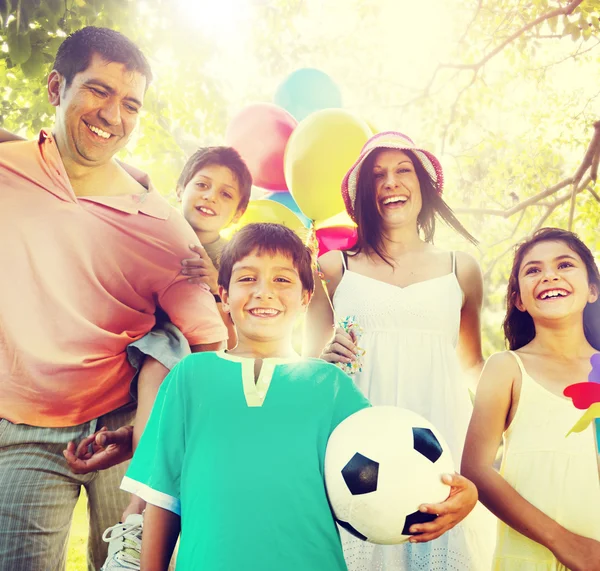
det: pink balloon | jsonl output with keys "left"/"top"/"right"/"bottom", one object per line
{"left": 316, "top": 226, "right": 358, "bottom": 256}
{"left": 225, "top": 103, "right": 297, "bottom": 191}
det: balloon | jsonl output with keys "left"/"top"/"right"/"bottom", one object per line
{"left": 284, "top": 109, "right": 371, "bottom": 221}
{"left": 223, "top": 200, "right": 306, "bottom": 240}
{"left": 225, "top": 103, "right": 297, "bottom": 191}
{"left": 264, "top": 191, "right": 311, "bottom": 228}
{"left": 365, "top": 119, "right": 380, "bottom": 135}
{"left": 316, "top": 226, "right": 358, "bottom": 256}
{"left": 315, "top": 210, "right": 356, "bottom": 230}
{"left": 275, "top": 68, "right": 342, "bottom": 122}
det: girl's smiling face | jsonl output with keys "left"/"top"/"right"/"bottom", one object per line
{"left": 516, "top": 240, "right": 598, "bottom": 321}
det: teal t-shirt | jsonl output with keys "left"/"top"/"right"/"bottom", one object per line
{"left": 122, "top": 351, "right": 370, "bottom": 571}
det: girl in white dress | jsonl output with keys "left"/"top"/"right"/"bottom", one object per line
{"left": 305, "top": 131, "right": 491, "bottom": 570}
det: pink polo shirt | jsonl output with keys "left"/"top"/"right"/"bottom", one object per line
{"left": 0, "top": 132, "right": 227, "bottom": 427}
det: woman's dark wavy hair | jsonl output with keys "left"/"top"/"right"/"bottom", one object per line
{"left": 503, "top": 227, "right": 600, "bottom": 351}
{"left": 351, "top": 149, "right": 477, "bottom": 265}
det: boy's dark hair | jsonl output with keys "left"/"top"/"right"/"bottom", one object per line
{"left": 352, "top": 149, "right": 477, "bottom": 266}
{"left": 504, "top": 227, "right": 600, "bottom": 351}
{"left": 53, "top": 27, "right": 153, "bottom": 89}
{"left": 218, "top": 223, "right": 315, "bottom": 293}
{"left": 176, "top": 146, "right": 253, "bottom": 214}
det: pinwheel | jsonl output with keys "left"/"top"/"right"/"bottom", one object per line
{"left": 564, "top": 353, "right": 600, "bottom": 480}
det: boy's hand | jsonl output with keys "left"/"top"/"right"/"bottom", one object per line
{"left": 320, "top": 327, "right": 358, "bottom": 364}
{"left": 181, "top": 244, "right": 218, "bottom": 293}
{"left": 407, "top": 473, "right": 478, "bottom": 543}
{"left": 63, "top": 425, "right": 134, "bottom": 474}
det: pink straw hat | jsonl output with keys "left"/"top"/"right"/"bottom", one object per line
{"left": 341, "top": 131, "right": 444, "bottom": 221}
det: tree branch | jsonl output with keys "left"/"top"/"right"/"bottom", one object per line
{"left": 440, "top": 0, "right": 584, "bottom": 72}
{"left": 454, "top": 177, "right": 573, "bottom": 217}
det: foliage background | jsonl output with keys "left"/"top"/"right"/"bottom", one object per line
{"left": 1, "top": 1, "right": 599, "bottom": 566}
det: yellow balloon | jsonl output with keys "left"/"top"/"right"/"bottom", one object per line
{"left": 365, "top": 119, "right": 380, "bottom": 135}
{"left": 284, "top": 109, "right": 371, "bottom": 221}
{"left": 222, "top": 199, "right": 306, "bottom": 240}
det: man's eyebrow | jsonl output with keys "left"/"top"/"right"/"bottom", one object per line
{"left": 83, "top": 79, "right": 143, "bottom": 107}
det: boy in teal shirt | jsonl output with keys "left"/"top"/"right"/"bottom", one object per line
{"left": 122, "top": 223, "right": 370, "bottom": 570}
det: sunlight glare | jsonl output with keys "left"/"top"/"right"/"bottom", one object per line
{"left": 176, "top": 0, "right": 251, "bottom": 39}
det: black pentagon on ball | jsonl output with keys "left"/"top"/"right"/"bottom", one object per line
{"left": 402, "top": 510, "right": 437, "bottom": 536}
{"left": 341, "top": 452, "right": 379, "bottom": 495}
{"left": 337, "top": 519, "right": 368, "bottom": 541}
{"left": 412, "top": 427, "right": 443, "bottom": 463}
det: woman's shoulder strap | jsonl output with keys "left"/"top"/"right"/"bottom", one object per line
{"left": 340, "top": 250, "right": 348, "bottom": 273}
{"left": 507, "top": 350, "right": 527, "bottom": 378}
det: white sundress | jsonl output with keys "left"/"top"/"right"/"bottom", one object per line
{"left": 333, "top": 251, "right": 492, "bottom": 571}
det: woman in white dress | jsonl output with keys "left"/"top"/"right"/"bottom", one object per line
{"left": 305, "top": 131, "right": 491, "bottom": 570}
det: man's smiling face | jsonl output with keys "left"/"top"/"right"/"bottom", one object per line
{"left": 50, "top": 52, "right": 146, "bottom": 167}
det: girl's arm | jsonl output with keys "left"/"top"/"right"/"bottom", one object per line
{"left": 455, "top": 251, "right": 485, "bottom": 390}
{"left": 140, "top": 504, "right": 181, "bottom": 571}
{"left": 462, "top": 353, "right": 600, "bottom": 571}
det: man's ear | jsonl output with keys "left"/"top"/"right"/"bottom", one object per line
{"left": 48, "top": 71, "right": 64, "bottom": 107}
{"left": 219, "top": 285, "right": 230, "bottom": 314}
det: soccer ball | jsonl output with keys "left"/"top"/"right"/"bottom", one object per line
{"left": 325, "top": 406, "right": 455, "bottom": 544}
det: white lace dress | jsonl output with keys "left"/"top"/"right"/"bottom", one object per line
{"left": 333, "top": 252, "right": 491, "bottom": 571}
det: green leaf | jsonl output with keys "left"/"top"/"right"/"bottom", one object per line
{"left": 20, "top": 46, "right": 45, "bottom": 77}
{"left": 6, "top": 22, "right": 31, "bottom": 65}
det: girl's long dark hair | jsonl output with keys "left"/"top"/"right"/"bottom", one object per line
{"left": 503, "top": 227, "right": 600, "bottom": 351}
{"left": 351, "top": 149, "right": 477, "bottom": 265}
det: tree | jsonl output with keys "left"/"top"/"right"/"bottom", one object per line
{"left": 1, "top": 0, "right": 599, "bottom": 354}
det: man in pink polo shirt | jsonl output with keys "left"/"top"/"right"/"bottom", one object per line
{"left": 0, "top": 27, "right": 227, "bottom": 571}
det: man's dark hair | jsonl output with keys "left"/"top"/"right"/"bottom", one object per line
{"left": 176, "top": 146, "right": 253, "bottom": 214}
{"left": 53, "top": 27, "right": 152, "bottom": 89}
{"left": 218, "top": 223, "right": 315, "bottom": 293}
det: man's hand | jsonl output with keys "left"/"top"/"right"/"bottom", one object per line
{"left": 181, "top": 244, "right": 218, "bottom": 293}
{"left": 63, "top": 425, "right": 134, "bottom": 474}
{"left": 407, "top": 473, "right": 478, "bottom": 543}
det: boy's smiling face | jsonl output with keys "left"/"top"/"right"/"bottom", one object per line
{"left": 220, "top": 249, "right": 310, "bottom": 349}
{"left": 180, "top": 164, "right": 242, "bottom": 238}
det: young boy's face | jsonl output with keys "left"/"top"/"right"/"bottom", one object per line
{"left": 221, "top": 249, "right": 310, "bottom": 346}
{"left": 180, "top": 164, "right": 243, "bottom": 236}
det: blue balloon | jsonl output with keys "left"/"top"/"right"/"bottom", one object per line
{"left": 275, "top": 68, "right": 342, "bottom": 122}
{"left": 265, "top": 191, "right": 311, "bottom": 227}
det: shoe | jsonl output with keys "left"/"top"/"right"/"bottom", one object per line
{"left": 100, "top": 513, "right": 143, "bottom": 570}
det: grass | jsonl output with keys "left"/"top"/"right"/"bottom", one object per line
{"left": 67, "top": 492, "right": 88, "bottom": 571}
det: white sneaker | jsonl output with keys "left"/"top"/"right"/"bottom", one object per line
{"left": 100, "top": 513, "right": 143, "bottom": 570}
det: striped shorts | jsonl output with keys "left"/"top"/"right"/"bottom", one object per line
{"left": 0, "top": 405, "right": 135, "bottom": 571}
